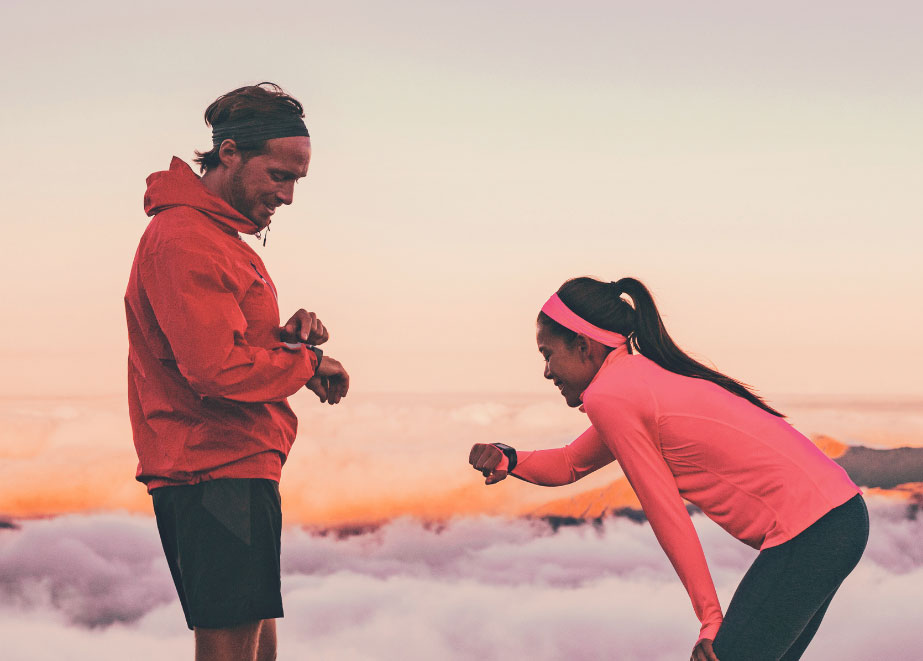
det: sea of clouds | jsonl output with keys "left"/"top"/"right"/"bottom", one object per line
{"left": 2, "top": 495, "right": 922, "bottom": 661}
{"left": 2, "top": 392, "right": 922, "bottom": 659}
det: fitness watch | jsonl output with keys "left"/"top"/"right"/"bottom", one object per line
{"left": 491, "top": 443, "right": 518, "bottom": 472}
{"left": 307, "top": 345, "right": 323, "bottom": 372}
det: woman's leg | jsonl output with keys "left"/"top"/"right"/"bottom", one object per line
{"left": 712, "top": 494, "right": 868, "bottom": 661}
{"left": 777, "top": 592, "right": 835, "bottom": 661}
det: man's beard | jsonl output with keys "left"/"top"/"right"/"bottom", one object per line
{"left": 228, "top": 168, "right": 262, "bottom": 228}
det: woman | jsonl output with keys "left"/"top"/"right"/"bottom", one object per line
{"left": 468, "top": 277, "right": 868, "bottom": 661}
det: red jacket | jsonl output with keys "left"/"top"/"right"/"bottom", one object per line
{"left": 125, "top": 157, "right": 319, "bottom": 491}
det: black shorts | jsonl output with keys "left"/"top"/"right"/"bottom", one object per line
{"left": 152, "top": 478, "right": 284, "bottom": 630}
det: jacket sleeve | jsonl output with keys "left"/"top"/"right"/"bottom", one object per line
{"left": 139, "top": 242, "right": 318, "bottom": 402}
{"left": 583, "top": 390, "right": 723, "bottom": 643}
{"left": 510, "top": 426, "right": 616, "bottom": 486}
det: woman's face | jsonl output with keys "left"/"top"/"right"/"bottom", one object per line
{"left": 537, "top": 323, "right": 601, "bottom": 408}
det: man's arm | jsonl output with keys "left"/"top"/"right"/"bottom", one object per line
{"left": 140, "top": 243, "right": 319, "bottom": 402}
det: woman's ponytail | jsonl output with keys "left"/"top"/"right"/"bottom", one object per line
{"left": 611, "top": 277, "right": 682, "bottom": 362}
{"left": 544, "top": 276, "right": 784, "bottom": 418}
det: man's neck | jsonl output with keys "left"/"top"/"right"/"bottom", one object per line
{"left": 200, "top": 169, "right": 228, "bottom": 203}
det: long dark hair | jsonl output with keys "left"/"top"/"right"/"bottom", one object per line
{"left": 538, "top": 277, "right": 784, "bottom": 417}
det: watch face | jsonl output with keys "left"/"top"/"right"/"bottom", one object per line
{"left": 491, "top": 443, "right": 517, "bottom": 471}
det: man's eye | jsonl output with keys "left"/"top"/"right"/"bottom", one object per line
{"left": 271, "top": 173, "right": 284, "bottom": 182}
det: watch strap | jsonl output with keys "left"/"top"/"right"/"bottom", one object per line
{"left": 491, "top": 443, "right": 518, "bottom": 473}
{"left": 307, "top": 345, "right": 323, "bottom": 373}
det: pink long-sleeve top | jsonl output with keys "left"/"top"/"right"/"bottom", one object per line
{"left": 509, "top": 345, "right": 860, "bottom": 642}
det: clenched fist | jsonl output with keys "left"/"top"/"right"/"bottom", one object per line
{"left": 469, "top": 443, "right": 509, "bottom": 485}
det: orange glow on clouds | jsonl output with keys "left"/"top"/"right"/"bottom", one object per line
{"left": 3, "top": 393, "right": 921, "bottom": 527}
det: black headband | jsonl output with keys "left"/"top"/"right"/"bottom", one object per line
{"left": 211, "top": 116, "right": 310, "bottom": 146}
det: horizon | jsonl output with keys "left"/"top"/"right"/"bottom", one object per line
{"left": 3, "top": 390, "right": 921, "bottom": 526}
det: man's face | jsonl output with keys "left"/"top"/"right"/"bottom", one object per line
{"left": 226, "top": 136, "right": 311, "bottom": 228}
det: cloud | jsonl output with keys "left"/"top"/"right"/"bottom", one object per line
{"left": 2, "top": 495, "right": 922, "bottom": 660}
{"left": 861, "top": 498, "right": 923, "bottom": 573}
{"left": 0, "top": 513, "right": 174, "bottom": 628}
{"left": 2, "top": 395, "right": 922, "bottom": 657}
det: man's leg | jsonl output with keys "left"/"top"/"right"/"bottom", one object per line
{"left": 256, "top": 619, "right": 278, "bottom": 661}
{"left": 193, "top": 618, "right": 277, "bottom": 661}
{"left": 195, "top": 620, "right": 262, "bottom": 661}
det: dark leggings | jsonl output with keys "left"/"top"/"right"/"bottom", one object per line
{"left": 712, "top": 494, "right": 869, "bottom": 661}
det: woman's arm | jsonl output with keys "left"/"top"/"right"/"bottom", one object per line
{"left": 583, "top": 390, "right": 724, "bottom": 645}
{"left": 469, "top": 425, "right": 615, "bottom": 486}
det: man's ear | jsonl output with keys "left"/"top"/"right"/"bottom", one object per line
{"left": 217, "top": 139, "right": 240, "bottom": 168}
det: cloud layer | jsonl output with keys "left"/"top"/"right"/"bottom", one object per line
{"left": 2, "top": 495, "right": 921, "bottom": 660}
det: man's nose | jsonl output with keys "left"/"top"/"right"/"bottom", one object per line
{"left": 544, "top": 363, "right": 552, "bottom": 380}
{"left": 277, "top": 182, "right": 295, "bottom": 205}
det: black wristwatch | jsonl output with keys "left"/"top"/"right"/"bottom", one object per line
{"left": 307, "top": 345, "right": 323, "bottom": 371}
{"left": 491, "top": 443, "right": 518, "bottom": 472}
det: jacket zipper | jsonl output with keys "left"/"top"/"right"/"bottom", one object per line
{"left": 249, "top": 262, "right": 278, "bottom": 301}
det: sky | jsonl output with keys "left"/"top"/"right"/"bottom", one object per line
{"left": 1, "top": 2, "right": 922, "bottom": 658}
{"left": 0, "top": 0, "right": 921, "bottom": 399}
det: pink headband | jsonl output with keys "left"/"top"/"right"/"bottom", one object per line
{"left": 541, "top": 293, "right": 627, "bottom": 348}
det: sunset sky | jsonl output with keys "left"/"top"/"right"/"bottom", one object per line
{"left": 1, "top": 3, "right": 922, "bottom": 658}
{"left": 1, "top": 0, "right": 921, "bottom": 401}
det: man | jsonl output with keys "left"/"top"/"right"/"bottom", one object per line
{"left": 125, "top": 82, "right": 349, "bottom": 661}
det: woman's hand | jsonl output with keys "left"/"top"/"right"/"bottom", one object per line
{"left": 691, "top": 639, "right": 719, "bottom": 661}
{"left": 469, "top": 443, "right": 509, "bottom": 484}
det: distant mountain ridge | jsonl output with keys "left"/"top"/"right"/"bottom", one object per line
{"left": 526, "top": 436, "right": 923, "bottom": 521}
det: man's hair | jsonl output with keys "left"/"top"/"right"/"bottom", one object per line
{"left": 193, "top": 82, "right": 306, "bottom": 173}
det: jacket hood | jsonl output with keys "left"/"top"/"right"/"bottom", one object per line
{"left": 143, "top": 157, "right": 261, "bottom": 235}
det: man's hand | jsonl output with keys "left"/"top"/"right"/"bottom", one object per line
{"left": 691, "top": 639, "right": 719, "bottom": 661}
{"left": 468, "top": 443, "right": 508, "bottom": 485}
{"left": 281, "top": 309, "right": 329, "bottom": 345}
{"left": 305, "top": 355, "right": 349, "bottom": 405}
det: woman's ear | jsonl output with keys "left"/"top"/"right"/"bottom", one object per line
{"left": 575, "top": 335, "right": 592, "bottom": 360}
{"left": 577, "top": 335, "right": 611, "bottom": 364}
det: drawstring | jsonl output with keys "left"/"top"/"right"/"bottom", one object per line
{"left": 254, "top": 226, "right": 270, "bottom": 247}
